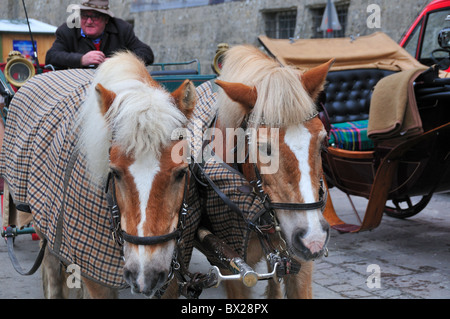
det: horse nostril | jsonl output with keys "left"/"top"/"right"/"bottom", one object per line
{"left": 292, "top": 229, "right": 308, "bottom": 252}
{"left": 292, "top": 227, "right": 328, "bottom": 260}
{"left": 142, "top": 271, "right": 168, "bottom": 297}
{"left": 294, "top": 228, "right": 307, "bottom": 240}
{"left": 152, "top": 271, "right": 167, "bottom": 289}
{"left": 124, "top": 267, "right": 139, "bottom": 291}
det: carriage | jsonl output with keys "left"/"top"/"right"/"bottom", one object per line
{"left": 259, "top": 32, "right": 450, "bottom": 233}
{"left": 1, "top": 21, "right": 449, "bottom": 298}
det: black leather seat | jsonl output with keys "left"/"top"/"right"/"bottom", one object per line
{"left": 323, "top": 69, "right": 396, "bottom": 124}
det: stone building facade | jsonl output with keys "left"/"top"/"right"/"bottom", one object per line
{"left": 1, "top": 0, "right": 429, "bottom": 73}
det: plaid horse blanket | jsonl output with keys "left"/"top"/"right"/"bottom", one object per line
{"left": 0, "top": 72, "right": 261, "bottom": 290}
{"left": 189, "top": 82, "right": 264, "bottom": 258}
{"left": 0, "top": 70, "right": 201, "bottom": 288}
{"left": 0, "top": 69, "right": 128, "bottom": 287}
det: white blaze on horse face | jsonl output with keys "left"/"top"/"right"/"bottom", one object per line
{"left": 128, "top": 155, "right": 159, "bottom": 268}
{"left": 283, "top": 123, "right": 327, "bottom": 252}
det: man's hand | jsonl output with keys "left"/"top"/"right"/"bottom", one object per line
{"left": 81, "top": 51, "right": 106, "bottom": 67}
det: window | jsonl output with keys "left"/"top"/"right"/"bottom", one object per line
{"left": 311, "top": 3, "right": 349, "bottom": 38}
{"left": 264, "top": 9, "right": 297, "bottom": 39}
{"left": 403, "top": 19, "right": 422, "bottom": 58}
{"left": 419, "top": 9, "right": 450, "bottom": 63}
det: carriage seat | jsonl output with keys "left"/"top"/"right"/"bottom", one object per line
{"left": 322, "top": 68, "right": 396, "bottom": 150}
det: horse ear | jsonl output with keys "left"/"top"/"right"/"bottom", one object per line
{"left": 215, "top": 80, "right": 257, "bottom": 114}
{"left": 171, "top": 79, "right": 196, "bottom": 119}
{"left": 301, "top": 58, "right": 335, "bottom": 101}
{"left": 95, "top": 83, "right": 116, "bottom": 116}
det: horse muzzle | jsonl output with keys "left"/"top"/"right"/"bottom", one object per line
{"left": 291, "top": 222, "right": 330, "bottom": 261}
{"left": 124, "top": 266, "right": 169, "bottom": 297}
{"left": 122, "top": 243, "right": 175, "bottom": 298}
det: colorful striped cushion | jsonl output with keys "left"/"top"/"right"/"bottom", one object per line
{"left": 329, "top": 120, "right": 374, "bottom": 151}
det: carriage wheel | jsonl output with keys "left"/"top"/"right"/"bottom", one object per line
{"left": 384, "top": 194, "right": 433, "bottom": 219}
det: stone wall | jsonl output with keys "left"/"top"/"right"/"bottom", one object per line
{"left": 2, "top": 0, "right": 429, "bottom": 73}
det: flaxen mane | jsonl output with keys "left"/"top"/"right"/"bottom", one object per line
{"left": 77, "top": 52, "right": 187, "bottom": 183}
{"left": 216, "top": 45, "right": 316, "bottom": 129}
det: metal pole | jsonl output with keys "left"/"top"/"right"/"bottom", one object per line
{"left": 21, "top": 0, "right": 42, "bottom": 73}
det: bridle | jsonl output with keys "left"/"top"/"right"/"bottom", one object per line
{"left": 105, "top": 166, "right": 191, "bottom": 295}
{"left": 105, "top": 169, "right": 188, "bottom": 248}
{"left": 193, "top": 113, "right": 328, "bottom": 277}
{"left": 243, "top": 115, "right": 328, "bottom": 270}
{"left": 240, "top": 113, "right": 326, "bottom": 217}
{"left": 251, "top": 162, "right": 326, "bottom": 213}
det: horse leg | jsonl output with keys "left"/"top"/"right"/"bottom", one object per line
{"left": 82, "top": 278, "right": 118, "bottom": 299}
{"left": 284, "top": 261, "right": 313, "bottom": 299}
{"left": 264, "top": 258, "right": 283, "bottom": 299}
{"left": 41, "top": 241, "right": 69, "bottom": 299}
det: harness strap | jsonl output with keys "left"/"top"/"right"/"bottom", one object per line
{"left": 121, "top": 229, "right": 181, "bottom": 246}
{"left": 3, "top": 226, "right": 47, "bottom": 276}
{"left": 192, "top": 161, "right": 258, "bottom": 230}
{"left": 269, "top": 201, "right": 325, "bottom": 211}
{"left": 252, "top": 163, "right": 327, "bottom": 212}
{"left": 173, "top": 245, "right": 217, "bottom": 299}
{"left": 105, "top": 170, "right": 188, "bottom": 247}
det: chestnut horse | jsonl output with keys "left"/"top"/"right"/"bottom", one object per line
{"left": 73, "top": 52, "right": 196, "bottom": 297}
{"left": 1, "top": 52, "right": 196, "bottom": 298}
{"left": 207, "top": 45, "right": 333, "bottom": 298}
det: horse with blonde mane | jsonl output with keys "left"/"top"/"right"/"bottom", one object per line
{"left": 0, "top": 52, "right": 196, "bottom": 298}
{"left": 196, "top": 45, "right": 333, "bottom": 298}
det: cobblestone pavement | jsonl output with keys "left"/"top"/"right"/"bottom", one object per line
{"left": 194, "top": 189, "right": 450, "bottom": 299}
{"left": 1, "top": 188, "right": 449, "bottom": 299}
{"left": 312, "top": 189, "right": 450, "bottom": 299}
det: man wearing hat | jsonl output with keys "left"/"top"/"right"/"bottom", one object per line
{"left": 46, "top": 0, "right": 154, "bottom": 69}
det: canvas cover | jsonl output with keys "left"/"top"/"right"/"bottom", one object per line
{"left": 259, "top": 32, "right": 425, "bottom": 71}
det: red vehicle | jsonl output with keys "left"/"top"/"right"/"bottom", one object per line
{"left": 400, "top": 0, "right": 450, "bottom": 73}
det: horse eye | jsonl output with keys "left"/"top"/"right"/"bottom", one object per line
{"left": 174, "top": 167, "right": 187, "bottom": 181}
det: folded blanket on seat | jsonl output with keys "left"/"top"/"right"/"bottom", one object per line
{"left": 368, "top": 67, "right": 427, "bottom": 141}
{"left": 329, "top": 120, "right": 373, "bottom": 151}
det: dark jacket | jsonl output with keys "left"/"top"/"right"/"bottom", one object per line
{"left": 45, "top": 17, "right": 154, "bottom": 69}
